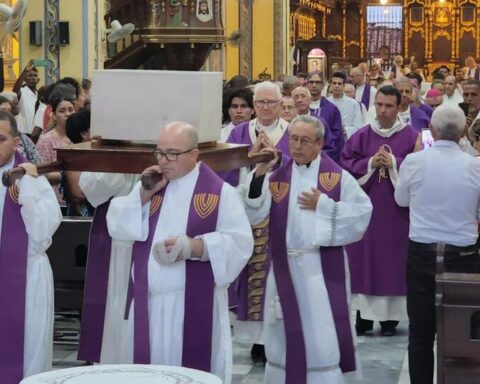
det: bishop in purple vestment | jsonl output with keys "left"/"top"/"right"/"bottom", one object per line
{"left": 341, "top": 86, "right": 421, "bottom": 336}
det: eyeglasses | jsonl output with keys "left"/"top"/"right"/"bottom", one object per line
{"left": 152, "top": 147, "right": 196, "bottom": 161}
{"left": 289, "top": 135, "right": 319, "bottom": 146}
{"left": 308, "top": 80, "right": 323, "bottom": 85}
{"left": 254, "top": 99, "right": 280, "bottom": 108}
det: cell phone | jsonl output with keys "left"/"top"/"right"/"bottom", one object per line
{"left": 32, "top": 59, "right": 49, "bottom": 67}
{"left": 458, "top": 102, "right": 470, "bottom": 117}
{"left": 421, "top": 129, "right": 434, "bottom": 150}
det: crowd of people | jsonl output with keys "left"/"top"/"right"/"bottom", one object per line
{"left": 1, "top": 56, "right": 480, "bottom": 384}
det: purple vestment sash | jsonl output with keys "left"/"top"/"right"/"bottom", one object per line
{"left": 131, "top": 163, "right": 222, "bottom": 372}
{"left": 268, "top": 152, "right": 355, "bottom": 383}
{"left": 361, "top": 84, "right": 371, "bottom": 111}
{"left": 0, "top": 152, "right": 29, "bottom": 384}
{"left": 77, "top": 200, "right": 113, "bottom": 362}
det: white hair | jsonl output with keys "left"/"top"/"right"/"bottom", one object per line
{"left": 0, "top": 92, "right": 17, "bottom": 102}
{"left": 430, "top": 105, "right": 466, "bottom": 141}
{"left": 253, "top": 81, "right": 282, "bottom": 101}
{"left": 288, "top": 115, "right": 325, "bottom": 139}
{"left": 291, "top": 86, "right": 312, "bottom": 98}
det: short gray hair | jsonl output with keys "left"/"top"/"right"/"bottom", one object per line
{"left": 394, "top": 77, "right": 412, "bottom": 89}
{"left": 430, "top": 105, "right": 466, "bottom": 141}
{"left": 288, "top": 115, "right": 325, "bottom": 139}
{"left": 253, "top": 81, "right": 282, "bottom": 101}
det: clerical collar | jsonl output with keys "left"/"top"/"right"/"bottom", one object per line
{"left": 371, "top": 117, "right": 406, "bottom": 138}
{"left": 168, "top": 163, "right": 199, "bottom": 186}
{"left": 255, "top": 118, "right": 279, "bottom": 134}
{"left": 293, "top": 155, "right": 319, "bottom": 171}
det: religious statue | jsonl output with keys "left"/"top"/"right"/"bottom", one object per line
{"left": 167, "top": 0, "right": 187, "bottom": 27}
{"left": 150, "top": 0, "right": 162, "bottom": 26}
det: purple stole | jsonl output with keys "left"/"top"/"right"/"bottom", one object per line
{"left": 268, "top": 153, "right": 355, "bottom": 383}
{"left": 0, "top": 152, "right": 29, "bottom": 384}
{"left": 410, "top": 106, "right": 431, "bottom": 132}
{"left": 131, "top": 163, "right": 222, "bottom": 372}
{"left": 360, "top": 84, "right": 371, "bottom": 110}
{"left": 77, "top": 201, "right": 113, "bottom": 362}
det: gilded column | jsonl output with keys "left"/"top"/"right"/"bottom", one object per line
{"left": 273, "top": 0, "right": 288, "bottom": 78}
{"left": 403, "top": 6, "right": 408, "bottom": 59}
{"left": 477, "top": 7, "right": 480, "bottom": 59}
{"left": 425, "top": 4, "right": 432, "bottom": 62}
{"left": 342, "top": 0, "right": 346, "bottom": 57}
{"left": 359, "top": 4, "right": 364, "bottom": 58}
{"left": 239, "top": 0, "right": 252, "bottom": 78}
{"left": 45, "top": 0, "right": 60, "bottom": 84}
{"left": 452, "top": 6, "right": 457, "bottom": 61}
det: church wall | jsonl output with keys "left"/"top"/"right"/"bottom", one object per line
{"left": 225, "top": 0, "right": 239, "bottom": 80}
{"left": 59, "top": 0, "right": 84, "bottom": 80}
{"left": 252, "top": 0, "right": 274, "bottom": 80}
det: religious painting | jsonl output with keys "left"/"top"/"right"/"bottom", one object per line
{"left": 167, "top": 0, "right": 188, "bottom": 27}
{"left": 461, "top": 4, "right": 475, "bottom": 25}
{"left": 409, "top": 5, "right": 424, "bottom": 27}
{"left": 432, "top": 2, "right": 452, "bottom": 27}
{"left": 196, "top": 0, "right": 213, "bottom": 23}
{"left": 307, "top": 48, "right": 326, "bottom": 74}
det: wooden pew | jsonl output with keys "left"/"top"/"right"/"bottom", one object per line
{"left": 436, "top": 272, "right": 480, "bottom": 383}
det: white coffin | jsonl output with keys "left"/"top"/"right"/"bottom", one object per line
{"left": 90, "top": 70, "right": 222, "bottom": 143}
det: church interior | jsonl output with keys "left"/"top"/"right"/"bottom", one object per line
{"left": 2, "top": 0, "right": 480, "bottom": 384}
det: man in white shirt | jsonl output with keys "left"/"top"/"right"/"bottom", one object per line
{"left": 328, "top": 72, "right": 364, "bottom": 138}
{"left": 395, "top": 104, "right": 480, "bottom": 384}
{"left": 13, "top": 61, "right": 39, "bottom": 135}
{"left": 443, "top": 75, "right": 463, "bottom": 106}
{"left": 350, "top": 66, "right": 377, "bottom": 111}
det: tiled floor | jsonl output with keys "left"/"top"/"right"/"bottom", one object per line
{"left": 52, "top": 316, "right": 413, "bottom": 383}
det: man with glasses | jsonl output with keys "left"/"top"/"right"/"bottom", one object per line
{"left": 351, "top": 66, "right": 377, "bottom": 111}
{"left": 224, "top": 81, "right": 290, "bottom": 364}
{"left": 341, "top": 86, "right": 421, "bottom": 337}
{"left": 241, "top": 114, "right": 372, "bottom": 383}
{"left": 105, "top": 121, "right": 253, "bottom": 384}
{"left": 306, "top": 71, "right": 344, "bottom": 162}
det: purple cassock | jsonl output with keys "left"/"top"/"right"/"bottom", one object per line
{"left": 360, "top": 84, "right": 372, "bottom": 111}
{"left": 418, "top": 103, "right": 433, "bottom": 118}
{"left": 221, "top": 118, "right": 290, "bottom": 322}
{"left": 269, "top": 153, "right": 355, "bottom": 383}
{"left": 341, "top": 124, "right": 419, "bottom": 297}
{"left": 310, "top": 97, "right": 345, "bottom": 162}
{"left": 0, "top": 152, "right": 29, "bottom": 384}
{"left": 409, "top": 105, "right": 430, "bottom": 131}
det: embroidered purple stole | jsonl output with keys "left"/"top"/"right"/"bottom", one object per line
{"left": 132, "top": 163, "right": 222, "bottom": 372}
{"left": 361, "top": 84, "right": 371, "bottom": 110}
{"left": 268, "top": 152, "right": 355, "bottom": 383}
{"left": 0, "top": 152, "right": 29, "bottom": 384}
{"left": 77, "top": 200, "right": 113, "bottom": 362}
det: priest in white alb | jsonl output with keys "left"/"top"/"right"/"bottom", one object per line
{"left": 239, "top": 115, "right": 373, "bottom": 384}
{"left": 106, "top": 121, "right": 253, "bottom": 384}
{"left": 0, "top": 111, "right": 61, "bottom": 384}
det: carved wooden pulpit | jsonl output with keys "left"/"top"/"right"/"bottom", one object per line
{"left": 436, "top": 272, "right": 480, "bottom": 384}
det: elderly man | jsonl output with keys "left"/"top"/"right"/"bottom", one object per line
{"left": 306, "top": 71, "right": 344, "bottom": 161}
{"left": 0, "top": 111, "right": 61, "bottom": 383}
{"left": 464, "top": 56, "right": 480, "bottom": 80}
{"left": 240, "top": 115, "right": 372, "bottom": 383}
{"left": 225, "top": 81, "right": 289, "bottom": 186}
{"left": 282, "top": 75, "right": 300, "bottom": 96}
{"left": 460, "top": 80, "right": 480, "bottom": 155}
{"left": 341, "top": 86, "right": 421, "bottom": 337}
{"left": 328, "top": 72, "right": 365, "bottom": 138}
{"left": 395, "top": 105, "right": 480, "bottom": 384}
{"left": 280, "top": 95, "right": 297, "bottom": 122}
{"left": 106, "top": 122, "right": 253, "bottom": 384}
{"left": 351, "top": 66, "right": 377, "bottom": 110}
{"left": 394, "top": 78, "right": 430, "bottom": 131}
{"left": 443, "top": 75, "right": 463, "bottom": 106}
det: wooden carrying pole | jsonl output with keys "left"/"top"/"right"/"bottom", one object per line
{"left": 2, "top": 141, "right": 280, "bottom": 188}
